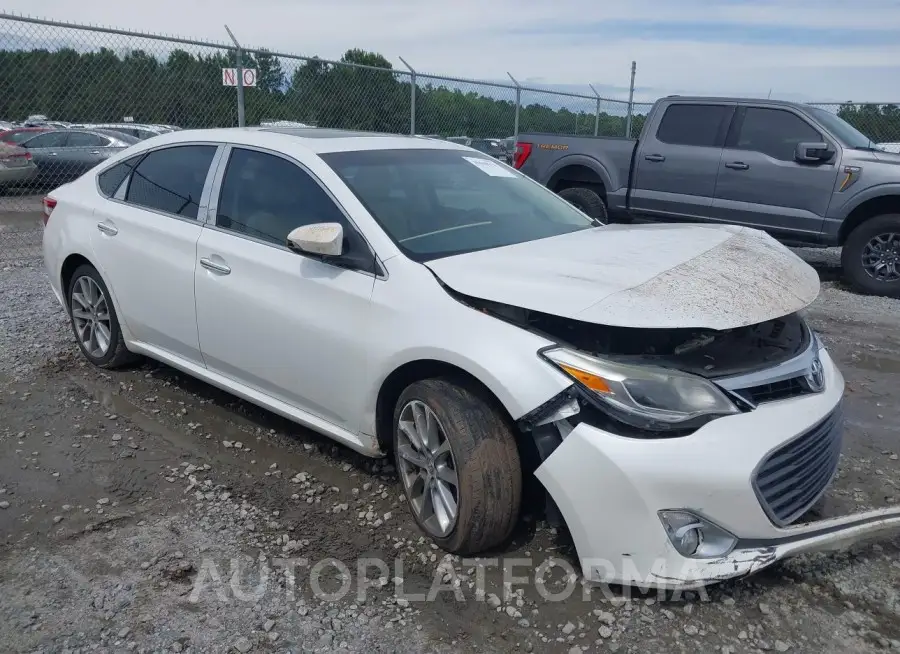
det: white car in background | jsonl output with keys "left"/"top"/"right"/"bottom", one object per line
{"left": 41, "top": 127, "right": 900, "bottom": 589}
{"left": 877, "top": 142, "right": 900, "bottom": 154}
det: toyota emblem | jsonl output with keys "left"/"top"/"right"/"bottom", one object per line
{"left": 805, "top": 357, "right": 825, "bottom": 392}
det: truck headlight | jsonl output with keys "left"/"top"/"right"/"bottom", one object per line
{"left": 542, "top": 347, "right": 739, "bottom": 431}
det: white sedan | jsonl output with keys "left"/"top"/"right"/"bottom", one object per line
{"left": 42, "top": 127, "right": 900, "bottom": 589}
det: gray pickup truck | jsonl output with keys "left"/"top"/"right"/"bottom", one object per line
{"left": 514, "top": 96, "right": 900, "bottom": 297}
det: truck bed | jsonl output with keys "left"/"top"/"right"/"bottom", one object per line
{"left": 514, "top": 133, "right": 638, "bottom": 214}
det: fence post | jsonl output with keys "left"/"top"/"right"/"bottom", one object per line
{"left": 589, "top": 84, "right": 601, "bottom": 136}
{"left": 507, "top": 72, "right": 521, "bottom": 141}
{"left": 225, "top": 25, "right": 245, "bottom": 128}
{"left": 625, "top": 61, "right": 636, "bottom": 138}
{"left": 399, "top": 56, "right": 416, "bottom": 136}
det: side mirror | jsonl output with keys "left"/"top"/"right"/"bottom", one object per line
{"left": 795, "top": 141, "right": 833, "bottom": 163}
{"left": 287, "top": 223, "right": 344, "bottom": 257}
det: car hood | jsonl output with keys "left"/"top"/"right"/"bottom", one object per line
{"left": 424, "top": 223, "right": 820, "bottom": 330}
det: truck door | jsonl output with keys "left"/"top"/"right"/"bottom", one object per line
{"left": 712, "top": 105, "right": 839, "bottom": 240}
{"left": 630, "top": 102, "right": 734, "bottom": 221}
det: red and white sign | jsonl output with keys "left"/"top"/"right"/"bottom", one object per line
{"left": 222, "top": 68, "right": 257, "bottom": 87}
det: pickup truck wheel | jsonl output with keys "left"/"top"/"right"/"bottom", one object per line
{"left": 842, "top": 215, "right": 900, "bottom": 298}
{"left": 393, "top": 379, "right": 522, "bottom": 555}
{"left": 558, "top": 186, "right": 608, "bottom": 223}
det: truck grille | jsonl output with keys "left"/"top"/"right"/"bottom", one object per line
{"left": 753, "top": 405, "right": 843, "bottom": 526}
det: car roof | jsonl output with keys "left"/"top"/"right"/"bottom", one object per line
{"left": 126, "top": 126, "right": 471, "bottom": 155}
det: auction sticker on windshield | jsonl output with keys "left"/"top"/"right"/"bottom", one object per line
{"left": 462, "top": 156, "right": 516, "bottom": 178}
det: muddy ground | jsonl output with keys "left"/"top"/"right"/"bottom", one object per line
{"left": 1, "top": 249, "right": 899, "bottom": 654}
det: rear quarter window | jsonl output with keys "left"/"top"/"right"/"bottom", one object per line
{"left": 97, "top": 155, "right": 143, "bottom": 198}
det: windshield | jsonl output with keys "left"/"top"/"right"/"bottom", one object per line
{"left": 809, "top": 107, "right": 874, "bottom": 149}
{"left": 321, "top": 148, "right": 597, "bottom": 261}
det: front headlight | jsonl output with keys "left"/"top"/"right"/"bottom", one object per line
{"left": 542, "top": 347, "right": 739, "bottom": 431}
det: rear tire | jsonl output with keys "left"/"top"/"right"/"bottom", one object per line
{"left": 393, "top": 379, "right": 522, "bottom": 555}
{"left": 67, "top": 264, "right": 140, "bottom": 369}
{"left": 841, "top": 214, "right": 900, "bottom": 298}
{"left": 558, "top": 186, "right": 608, "bottom": 223}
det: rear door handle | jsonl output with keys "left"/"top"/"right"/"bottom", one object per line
{"left": 96, "top": 222, "right": 118, "bottom": 236}
{"left": 644, "top": 154, "right": 666, "bottom": 162}
{"left": 89, "top": 150, "right": 100, "bottom": 155}
{"left": 725, "top": 161, "right": 750, "bottom": 170}
{"left": 200, "top": 257, "right": 231, "bottom": 275}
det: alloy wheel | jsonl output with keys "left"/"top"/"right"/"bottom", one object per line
{"left": 70, "top": 275, "right": 112, "bottom": 358}
{"left": 861, "top": 232, "right": 900, "bottom": 282}
{"left": 396, "top": 400, "right": 460, "bottom": 537}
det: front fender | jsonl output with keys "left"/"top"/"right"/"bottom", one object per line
{"left": 360, "top": 258, "right": 573, "bottom": 439}
{"left": 831, "top": 182, "right": 900, "bottom": 220}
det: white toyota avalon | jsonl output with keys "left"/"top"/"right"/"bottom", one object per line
{"left": 42, "top": 127, "right": 900, "bottom": 589}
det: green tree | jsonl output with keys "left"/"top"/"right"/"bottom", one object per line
{"left": 0, "top": 43, "right": 655, "bottom": 138}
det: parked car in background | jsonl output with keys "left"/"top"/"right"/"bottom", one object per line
{"left": 1, "top": 126, "right": 50, "bottom": 145}
{"left": 515, "top": 96, "right": 900, "bottom": 298}
{"left": 878, "top": 142, "right": 900, "bottom": 154}
{"left": 446, "top": 136, "right": 471, "bottom": 146}
{"left": 0, "top": 142, "right": 37, "bottom": 190}
{"left": 71, "top": 123, "right": 167, "bottom": 140}
{"left": 42, "top": 126, "right": 900, "bottom": 590}
{"left": 469, "top": 138, "right": 511, "bottom": 164}
{"left": 18, "top": 129, "right": 136, "bottom": 185}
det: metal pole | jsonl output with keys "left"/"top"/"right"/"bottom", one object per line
{"left": 625, "top": 61, "right": 636, "bottom": 138}
{"left": 225, "top": 25, "right": 245, "bottom": 127}
{"left": 399, "top": 56, "right": 416, "bottom": 136}
{"left": 589, "top": 84, "right": 601, "bottom": 136}
{"left": 508, "top": 72, "right": 521, "bottom": 142}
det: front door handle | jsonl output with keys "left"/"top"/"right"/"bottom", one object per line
{"left": 644, "top": 154, "right": 666, "bottom": 162}
{"left": 725, "top": 161, "right": 750, "bottom": 170}
{"left": 200, "top": 257, "right": 231, "bottom": 275}
{"left": 48, "top": 152, "right": 58, "bottom": 156}
{"left": 96, "top": 222, "right": 118, "bottom": 236}
{"left": 89, "top": 150, "right": 100, "bottom": 155}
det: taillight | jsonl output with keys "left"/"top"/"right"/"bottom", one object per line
{"left": 42, "top": 196, "right": 57, "bottom": 226}
{"left": 513, "top": 142, "right": 532, "bottom": 169}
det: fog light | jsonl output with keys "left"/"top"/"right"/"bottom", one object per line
{"left": 658, "top": 510, "right": 737, "bottom": 559}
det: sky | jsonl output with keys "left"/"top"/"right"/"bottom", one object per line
{"left": 2, "top": 0, "right": 899, "bottom": 103}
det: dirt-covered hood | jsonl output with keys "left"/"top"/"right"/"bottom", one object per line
{"left": 425, "top": 223, "right": 820, "bottom": 330}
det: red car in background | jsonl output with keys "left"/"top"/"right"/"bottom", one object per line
{"left": 0, "top": 127, "right": 50, "bottom": 145}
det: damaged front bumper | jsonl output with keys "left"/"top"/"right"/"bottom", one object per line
{"left": 534, "top": 348, "right": 900, "bottom": 590}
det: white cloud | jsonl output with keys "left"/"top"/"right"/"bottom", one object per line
{"left": 2, "top": 0, "right": 899, "bottom": 101}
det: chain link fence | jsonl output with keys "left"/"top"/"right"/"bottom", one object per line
{"left": 1, "top": 13, "right": 899, "bottom": 261}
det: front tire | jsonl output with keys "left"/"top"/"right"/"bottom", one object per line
{"left": 393, "top": 379, "right": 522, "bottom": 554}
{"left": 841, "top": 214, "right": 900, "bottom": 298}
{"left": 67, "top": 264, "right": 139, "bottom": 368}
{"left": 558, "top": 186, "right": 608, "bottom": 223}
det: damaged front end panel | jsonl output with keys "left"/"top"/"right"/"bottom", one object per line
{"left": 464, "top": 294, "right": 828, "bottom": 533}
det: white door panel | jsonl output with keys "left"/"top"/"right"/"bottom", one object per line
{"left": 194, "top": 228, "right": 376, "bottom": 433}
{"left": 90, "top": 202, "right": 204, "bottom": 362}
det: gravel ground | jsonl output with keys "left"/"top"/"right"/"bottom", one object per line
{"left": 1, "top": 252, "right": 899, "bottom": 654}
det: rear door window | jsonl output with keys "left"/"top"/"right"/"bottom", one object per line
{"left": 656, "top": 104, "right": 730, "bottom": 147}
{"left": 125, "top": 145, "right": 216, "bottom": 219}
{"left": 67, "top": 132, "right": 107, "bottom": 147}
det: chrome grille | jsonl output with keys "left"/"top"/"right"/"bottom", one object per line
{"left": 753, "top": 406, "right": 843, "bottom": 526}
